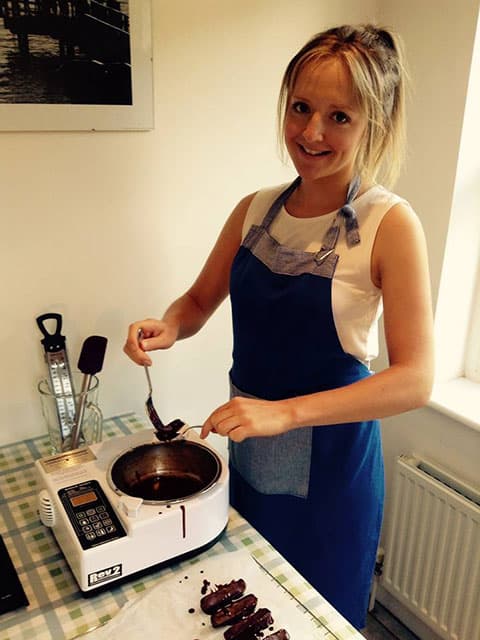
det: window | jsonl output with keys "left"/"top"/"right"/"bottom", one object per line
{"left": 429, "top": 13, "right": 480, "bottom": 431}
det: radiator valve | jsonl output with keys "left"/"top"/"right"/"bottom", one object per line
{"left": 374, "top": 547, "right": 385, "bottom": 577}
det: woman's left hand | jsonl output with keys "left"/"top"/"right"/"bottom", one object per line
{"left": 201, "top": 396, "right": 295, "bottom": 442}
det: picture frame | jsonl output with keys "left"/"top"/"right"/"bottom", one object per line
{"left": 0, "top": 0, "right": 154, "bottom": 131}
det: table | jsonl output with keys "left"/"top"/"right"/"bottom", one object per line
{"left": 0, "top": 413, "right": 363, "bottom": 640}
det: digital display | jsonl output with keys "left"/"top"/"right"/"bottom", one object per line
{"left": 70, "top": 491, "right": 97, "bottom": 507}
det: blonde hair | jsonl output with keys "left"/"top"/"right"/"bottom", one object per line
{"left": 278, "top": 24, "right": 408, "bottom": 187}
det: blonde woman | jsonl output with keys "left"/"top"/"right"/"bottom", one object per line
{"left": 125, "top": 24, "right": 433, "bottom": 629}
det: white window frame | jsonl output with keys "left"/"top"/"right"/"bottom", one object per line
{"left": 465, "top": 269, "right": 480, "bottom": 382}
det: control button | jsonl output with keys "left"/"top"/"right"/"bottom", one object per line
{"left": 97, "top": 506, "right": 106, "bottom": 513}
{"left": 105, "top": 525, "right": 116, "bottom": 533}
{"left": 96, "top": 528, "right": 106, "bottom": 536}
{"left": 77, "top": 512, "right": 86, "bottom": 519}
{"left": 99, "top": 512, "right": 109, "bottom": 520}
{"left": 82, "top": 525, "right": 93, "bottom": 533}
{"left": 85, "top": 532, "right": 96, "bottom": 541}
{"left": 79, "top": 518, "right": 89, "bottom": 526}
{"left": 89, "top": 514, "right": 99, "bottom": 522}
{"left": 86, "top": 508, "right": 96, "bottom": 516}
{"left": 103, "top": 518, "right": 113, "bottom": 526}
{"left": 93, "top": 521, "right": 103, "bottom": 530}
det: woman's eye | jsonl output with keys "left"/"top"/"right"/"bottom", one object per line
{"left": 332, "top": 111, "right": 350, "bottom": 124}
{"left": 292, "top": 101, "right": 309, "bottom": 114}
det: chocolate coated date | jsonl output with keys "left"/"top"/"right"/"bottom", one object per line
{"left": 200, "top": 579, "right": 246, "bottom": 614}
{"left": 264, "top": 630, "right": 291, "bottom": 640}
{"left": 211, "top": 593, "right": 258, "bottom": 627}
{"left": 224, "top": 607, "right": 273, "bottom": 640}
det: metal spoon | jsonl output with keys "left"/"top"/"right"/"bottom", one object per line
{"left": 138, "top": 329, "right": 190, "bottom": 442}
{"left": 138, "top": 329, "right": 166, "bottom": 431}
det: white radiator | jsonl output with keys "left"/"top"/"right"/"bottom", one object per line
{"left": 382, "top": 455, "right": 480, "bottom": 640}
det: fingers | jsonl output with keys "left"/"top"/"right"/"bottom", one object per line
{"left": 123, "top": 325, "right": 149, "bottom": 366}
{"left": 201, "top": 401, "right": 248, "bottom": 442}
{"left": 201, "top": 397, "right": 292, "bottom": 441}
{"left": 201, "top": 410, "right": 228, "bottom": 440}
{"left": 200, "top": 419, "right": 210, "bottom": 439}
{"left": 123, "top": 343, "right": 151, "bottom": 366}
{"left": 123, "top": 318, "right": 163, "bottom": 365}
{"left": 200, "top": 420, "right": 215, "bottom": 440}
{"left": 201, "top": 418, "right": 246, "bottom": 442}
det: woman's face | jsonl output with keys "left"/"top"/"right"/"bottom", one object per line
{"left": 284, "top": 57, "right": 367, "bottom": 185}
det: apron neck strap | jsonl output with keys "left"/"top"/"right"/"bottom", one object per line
{"left": 259, "top": 175, "right": 362, "bottom": 249}
{"left": 340, "top": 175, "right": 361, "bottom": 247}
{"left": 260, "top": 176, "right": 301, "bottom": 231}
{"left": 321, "top": 175, "right": 362, "bottom": 252}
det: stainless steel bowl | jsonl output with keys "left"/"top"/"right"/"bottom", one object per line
{"left": 108, "top": 440, "right": 222, "bottom": 504}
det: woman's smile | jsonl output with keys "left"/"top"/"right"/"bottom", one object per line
{"left": 299, "top": 145, "right": 332, "bottom": 157}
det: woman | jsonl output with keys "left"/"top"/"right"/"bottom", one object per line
{"left": 124, "top": 24, "right": 434, "bottom": 629}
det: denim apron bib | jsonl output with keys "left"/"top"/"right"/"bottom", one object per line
{"left": 228, "top": 177, "right": 384, "bottom": 629}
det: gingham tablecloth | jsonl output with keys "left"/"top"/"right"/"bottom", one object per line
{"left": 0, "top": 413, "right": 363, "bottom": 640}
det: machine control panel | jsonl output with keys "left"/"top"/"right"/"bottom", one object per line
{"left": 59, "top": 480, "right": 127, "bottom": 550}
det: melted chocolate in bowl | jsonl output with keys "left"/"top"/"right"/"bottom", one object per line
{"left": 108, "top": 441, "right": 221, "bottom": 504}
{"left": 131, "top": 474, "right": 205, "bottom": 501}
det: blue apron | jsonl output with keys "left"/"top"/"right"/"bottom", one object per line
{"left": 228, "top": 177, "right": 384, "bottom": 630}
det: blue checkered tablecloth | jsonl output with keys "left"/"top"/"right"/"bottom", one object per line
{"left": 0, "top": 413, "right": 363, "bottom": 640}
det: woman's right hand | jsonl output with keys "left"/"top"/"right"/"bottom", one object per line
{"left": 123, "top": 318, "right": 179, "bottom": 366}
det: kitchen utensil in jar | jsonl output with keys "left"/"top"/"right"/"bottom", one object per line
{"left": 36, "top": 313, "right": 76, "bottom": 445}
{"left": 70, "top": 335, "right": 108, "bottom": 450}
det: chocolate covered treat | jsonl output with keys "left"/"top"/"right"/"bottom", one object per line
{"left": 264, "top": 630, "right": 291, "bottom": 640}
{"left": 211, "top": 594, "right": 258, "bottom": 628}
{"left": 224, "top": 608, "right": 273, "bottom": 640}
{"left": 200, "top": 579, "right": 247, "bottom": 614}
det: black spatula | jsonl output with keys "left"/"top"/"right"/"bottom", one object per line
{"left": 70, "top": 335, "right": 108, "bottom": 449}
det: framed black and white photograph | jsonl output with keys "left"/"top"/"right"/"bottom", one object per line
{"left": 0, "top": 0, "right": 153, "bottom": 130}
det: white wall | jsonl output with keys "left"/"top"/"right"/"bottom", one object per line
{"left": 2, "top": 0, "right": 479, "bottom": 634}
{"left": 0, "top": 0, "right": 376, "bottom": 453}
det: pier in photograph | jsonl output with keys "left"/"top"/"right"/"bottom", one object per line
{"left": 0, "top": 0, "right": 130, "bottom": 63}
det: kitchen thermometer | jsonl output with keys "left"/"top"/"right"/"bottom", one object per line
{"left": 36, "top": 312, "right": 76, "bottom": 442}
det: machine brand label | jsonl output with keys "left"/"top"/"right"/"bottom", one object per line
{"left": 39, "top": 447, "right": 96, "bottom": 474}
{"left": 88, "top": 563, "right": 122, "bottom": 586}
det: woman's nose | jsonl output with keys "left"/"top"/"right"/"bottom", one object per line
{"left": 303, "top": 113, "right": 324, "bottom": 142}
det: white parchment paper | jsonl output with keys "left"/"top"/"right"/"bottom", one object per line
{"left": 84, "top": 549, "right": 319, "bottom": 639}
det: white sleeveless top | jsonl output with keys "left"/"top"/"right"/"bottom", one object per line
{"left": 242, "top": 183, "right": 409, "bottom": 367}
